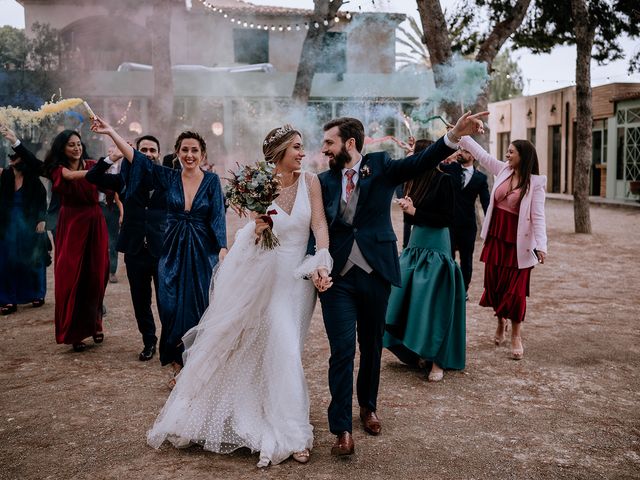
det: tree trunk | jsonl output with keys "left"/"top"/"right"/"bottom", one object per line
{"left": 292, "top": 0, "right": 344, "bottom": 105}
{"left": 415, "top": 0, "right": 459, "bottom": 122}
{"left": 149, "top": 0, "right": 174, "bottom": 152}
{"left": 570, "top": 0, "right": 594, "bottom": 234}
{"left": 417, "top": 0, "right": 531, "bottom": 126}
{"left": 472, "top": 0, "right": 531, "bottom": 148}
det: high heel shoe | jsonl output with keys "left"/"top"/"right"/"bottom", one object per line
{"left": 292, "top": 449, "right": 310, "bottom": 464}
{"left": 1, "top": 304, "right": 17, "bottom": 315}
{"left": 428, "top": 364, "right": 444, "bottom": 382}
{"left": 494, "top": 318, "right": 506, "bottom": 346}
{"left": 511, "top": 336, "right": 524, "bottom": 360}
{"left": 73, "top": 342, "right": 86, "bottom": 352}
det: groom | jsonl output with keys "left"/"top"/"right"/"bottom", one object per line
{"left": 316, "top": 112, "right": 486, "bottom": 455}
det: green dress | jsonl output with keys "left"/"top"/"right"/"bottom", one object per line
{"left": 384, "top": 172, "right": 466, "bottom": 370}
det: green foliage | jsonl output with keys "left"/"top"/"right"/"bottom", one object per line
{"left": 0, "top": 26, "right": 29, "bottom": 70}
{"left": 512, "top": 0, "right": 639, "bottom": 66}
{"left": 29, "top": 22, "right": 62, "bottom": 71}
{"left": 396, "top": 16, "right": 430, "bottom": 71}
{"left": 0, "top": 23, "right": 63, "bottom": 109}
{"left": 489, "top": 49, "right": 524, "bottom": 101}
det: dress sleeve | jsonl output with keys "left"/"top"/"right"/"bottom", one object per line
{"left": 208, "top": 173, "right": 228, "bottom": 250}
{"left": 124, "top": 149, "right": 174, "bottom": 200}
{"left": 50, "top": 166, "right": 73, "bottom": 195}
{"left": 459, "top": 136, "right": 506, "bottom": 177}
{"left": 294, "top": 173, "right": 333, "bottom": 279}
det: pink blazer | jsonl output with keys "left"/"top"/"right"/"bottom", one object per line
{"left": 459, "top": 136, "right": 548, "bottom": 269}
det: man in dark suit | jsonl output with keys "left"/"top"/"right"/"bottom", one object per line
{"left": 441, "top": 147, "right": 490, "bottom": 297}
{"left": 86, "top": 135, "right": 167, "bottom": 361}
{"left": 315, "top": 113, "right": 486, "bottom": 455}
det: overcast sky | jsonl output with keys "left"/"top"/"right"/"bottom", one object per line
{"left": 1, "top": 0, "right": 638, "bottom": 95}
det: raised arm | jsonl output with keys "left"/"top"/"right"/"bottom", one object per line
{"left": 385, "top": 111, "right": 489, "bottom": 185}
{"left": 458, "top": 136, "right": 506, "bottom": 177}
{"left": 85, "top": 156, "right": 125, "bottom": 193}
{"left": 90, "top": 116, "right": 134, "bottom": 162}
{"left": 0, "top": 123, "right": 44, "bottom": 175}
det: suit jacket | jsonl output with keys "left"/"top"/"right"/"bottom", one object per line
{"left": 85, "top": 158, "right": 167, "bottom": 258}
{"left": 459, "top": 136, "right": 547, "bottom": 269}
{"left": 441, "top": 161, "right": 490, "bottom": 229}
{"left": 318, "top": 136, "right": 455, "bottom": 286}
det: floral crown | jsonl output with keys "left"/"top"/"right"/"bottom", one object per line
{"left": 263, "top": 124, "right": 295, "bottom": 147}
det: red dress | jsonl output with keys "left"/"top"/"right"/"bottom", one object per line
{"left": 479, "top": 180, "right": 532, "bottom": 323}
{"left": 51, "top": 162, "right": 109, "bottom": 344}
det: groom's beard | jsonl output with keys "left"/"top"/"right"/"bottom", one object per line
{"left": 328, "top": 145, "right": 351, "bottom": 172}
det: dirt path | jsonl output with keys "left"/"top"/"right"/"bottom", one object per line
{"left": 1, "top": 200, "right": 639, "bottom": 479}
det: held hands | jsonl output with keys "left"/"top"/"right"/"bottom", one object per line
{"left": 396, "top": 196, "right": 416, "bottom": 216}
{"left": 312, "top": 267, "right": 333, "bottom": 292}
{"left": 0, "top": 123, "right": 18, "bottom": 144}
{"left": 450, "top": 111, "right": 489, "bottom": 140}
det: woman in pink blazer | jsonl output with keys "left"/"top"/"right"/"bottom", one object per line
{"left": 458, "top": 136, "right": 547, "bottom": 360}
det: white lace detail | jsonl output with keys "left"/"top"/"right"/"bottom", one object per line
{"left": 147, "top": 171, "right": 331, "bottom": 466}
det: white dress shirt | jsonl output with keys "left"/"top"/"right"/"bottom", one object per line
{"left": 461, "top": 165, "right": 474, "bottom": 188}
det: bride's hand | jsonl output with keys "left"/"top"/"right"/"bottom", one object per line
{"left": 312, "top": 267, "right": 333, "bottom": 292}
{"left": 254, "top": 217, "right": 269, "bottom": 239}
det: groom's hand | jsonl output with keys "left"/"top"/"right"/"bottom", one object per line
{"left": 450, "top": 111, "right": 489, "bottom": 140}
{"left": 313, "top": 268, "right": 333, "bottom": 292}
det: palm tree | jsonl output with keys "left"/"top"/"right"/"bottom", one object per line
{"left": 396, "top": 16, "right": 430, "bottom": 72}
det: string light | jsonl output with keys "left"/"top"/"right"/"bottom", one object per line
{"left": 194, "top": 0, "right": 353, "bottom": 32}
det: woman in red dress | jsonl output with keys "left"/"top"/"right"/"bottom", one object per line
{"left": 457, "top": 136, "right": 547, "bottom": 360}
{"left": 44, "top": 130, "right": 109, "bottom": 352}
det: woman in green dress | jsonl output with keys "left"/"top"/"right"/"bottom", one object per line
{"left": 384, "top": 140, "right": 466, "bottom": 382}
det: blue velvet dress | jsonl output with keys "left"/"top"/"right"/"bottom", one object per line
{"left": 126, "top": 150, "right": 227, "bottom": 365}
{"left": 0, "top": 189, "right": 47, "bottom": 305}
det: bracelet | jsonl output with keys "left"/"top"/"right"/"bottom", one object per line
{"left": 446, "top": 130, "right": 461, "bottom": 143}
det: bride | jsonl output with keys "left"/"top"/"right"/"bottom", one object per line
{"left": 146, "top": 125, "right": 333, "bottom": 467}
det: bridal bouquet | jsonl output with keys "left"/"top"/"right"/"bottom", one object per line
{"left": 225, "top": 161, "right": 281, "bottom": 249}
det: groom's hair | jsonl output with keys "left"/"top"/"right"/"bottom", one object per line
{"left": 324, "top": 117, "right": 365, "bottom": 153}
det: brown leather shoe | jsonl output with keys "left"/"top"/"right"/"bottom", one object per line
{"left": 359, "top": 407, "right": 381, "bottom": 436}
{"left": 331, "top": 431, "right": 354, "bottom": 456}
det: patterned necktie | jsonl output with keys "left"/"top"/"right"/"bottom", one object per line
{"left": 345, "top": 169, "right": 356, "bottom": 203}
{"left": 461, "top": 170, "right": 466, "bottom": 188}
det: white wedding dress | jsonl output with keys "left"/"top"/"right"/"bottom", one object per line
{"left": 147, "top": 172, "right": 331, "bottom": 467}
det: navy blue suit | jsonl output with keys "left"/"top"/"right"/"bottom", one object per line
{"left": 440, "top": 161, "right": 490, "bottom": 291}
{"left": 317, "top": 137, "right": 455, "bottom": 434}
{"left": 86, "top": 158, "right": 168, "bottom": 349}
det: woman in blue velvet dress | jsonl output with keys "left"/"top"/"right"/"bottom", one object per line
{"left": 0, "top": 146, "right": 48, "bottom": 314}
{"left": 92, "top": 118, "right": 227, "bottom": 382}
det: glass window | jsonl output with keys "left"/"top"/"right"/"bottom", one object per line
{"left": 233, "top": 29, "right": 268, "bottom": 64}
{"left": 617, "top": 109, "right": 625, "bottom": 124}
{"left": 498, "top": 132, "right": 511, "bottom": 161}
{"left": 628, "top": 108, "right": 640, "bottom": 124}
{"left": 625, "top": 126, "right": 640, "bottom": 181}
{"left": 527, "top": 127, "right": 536, "bottom": 146}
{"left": 316, "top": 32, "right": 346, "bottom": 74}
{"left": 617, "top": 127, "right": 625, "bottom": 180}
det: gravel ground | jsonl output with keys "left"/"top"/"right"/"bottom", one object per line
{"left": 1, "top": 199, "right": 639, "bottom": 480}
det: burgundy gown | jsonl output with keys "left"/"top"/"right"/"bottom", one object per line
{"left": 51, "top": 162, "right": 109, "bottom": 344}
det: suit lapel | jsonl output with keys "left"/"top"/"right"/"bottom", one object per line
{"left": 325, "top": 169, "right": 342, "bottom": 225}
{"left": 353, "top": 155, "right": 372, "bottom": 221}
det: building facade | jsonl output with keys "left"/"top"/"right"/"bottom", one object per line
{"left": 487, "top": 83, "right": 640, "bottom": 202}
{"left": 14, "top": 0, "right": 430, "bottom": 171}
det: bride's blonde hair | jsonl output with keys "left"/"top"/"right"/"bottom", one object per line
{"left": 262, "top": 125, "right": 301, "bottom": 164}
